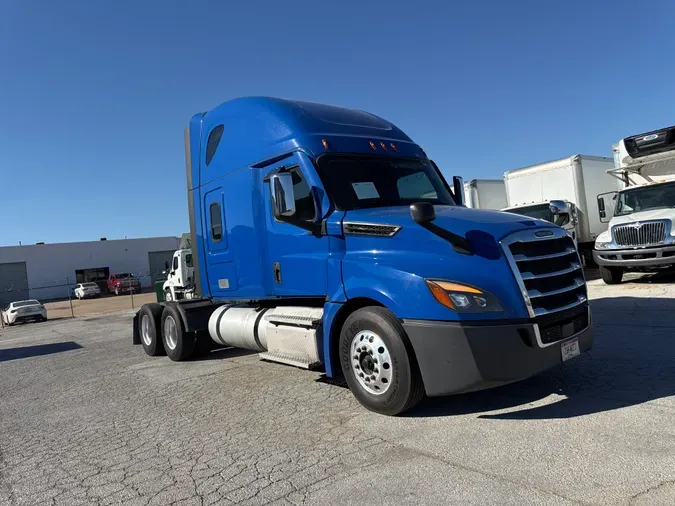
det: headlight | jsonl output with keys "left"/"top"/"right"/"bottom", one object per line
{"left": 595, "top": 231, "right": 612, "bottom": 249}
{"left": 425, "top": 280, "right": 504, "bottom": 313}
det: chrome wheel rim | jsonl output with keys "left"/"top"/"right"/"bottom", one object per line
{"left": 350, "top": 330, "right": 393, "bottom": 395}
{"left": 141, "top": 314, "right": 152, "bottom": 346}
{"left": 163, "top": 315, "right": 178, "bottom": 351}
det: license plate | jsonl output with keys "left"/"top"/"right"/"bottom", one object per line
{"left": 561, "top": 337, "right": 580, "bottom": 361}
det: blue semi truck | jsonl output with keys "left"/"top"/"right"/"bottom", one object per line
{"left": 133, "top": 97, "right": 593, "bottom": 415}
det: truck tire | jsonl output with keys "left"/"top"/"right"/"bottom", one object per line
{"left": 600, "top": 265, "right": 623, "bottom": 284}
{"left": 161, "top": 304, "right": 195, "bottom": 361}
{"left": 138, "top": 303, "right": 165, "bottom": 356}
{"left": 339, "top": 306, "right": 424, "bottom": 416}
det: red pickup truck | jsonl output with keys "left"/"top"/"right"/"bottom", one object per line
{"left": 107, "top": 273, "right": 141, "bottom": 295}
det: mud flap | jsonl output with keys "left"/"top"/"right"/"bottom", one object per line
{"left": 132, "top": 312, "right": 141, "bottom": 345}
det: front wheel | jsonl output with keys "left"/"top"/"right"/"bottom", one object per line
{"left": 339, "top": 307, "right": 424, "bottom": 416}
{"left": 600, "top": 265, "right": 623, "bottom": 284}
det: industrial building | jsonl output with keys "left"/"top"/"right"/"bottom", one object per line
{"left": 0, "top": 236, "right": 181, "bottom": 305}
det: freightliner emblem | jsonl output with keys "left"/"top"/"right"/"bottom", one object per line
{"left": 630, "top": 222, "right": 642, "bottom": 229}
{"left": 535, "top": 230, "right": 554, "bottom": 237}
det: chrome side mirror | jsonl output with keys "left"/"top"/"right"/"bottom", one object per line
{"left": 271, "top": 173, "right": 296, "bottom": 218}
{"left": 549, "top": 200, "right": 570, "bottom": 216}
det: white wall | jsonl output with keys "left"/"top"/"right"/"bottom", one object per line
{"left": 0, "top": 237, "right": 180, "bottom": 300}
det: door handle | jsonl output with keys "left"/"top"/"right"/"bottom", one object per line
{"left": 273, "top": 262, "right": 282, "bottom": 284}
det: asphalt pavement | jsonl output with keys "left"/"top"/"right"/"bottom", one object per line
{"left": 1, "top": 270, "right": 674, "bottom": 505}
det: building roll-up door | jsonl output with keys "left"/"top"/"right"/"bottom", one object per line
{"left": 148, "top": 251, "right": 175, "bottom": 286}
{"left": 0, "top": 262, "right": 29, "bottom": 307}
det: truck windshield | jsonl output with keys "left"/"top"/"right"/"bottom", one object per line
{"left": 316, "top": 155, "right": 455, "bottom": 210}
{"left": 615, "top": 181, "right": 675, "bottom": 216}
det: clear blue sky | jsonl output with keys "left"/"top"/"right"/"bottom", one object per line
{"left": 1, "top": 0, "right": 674, "bottom": 246}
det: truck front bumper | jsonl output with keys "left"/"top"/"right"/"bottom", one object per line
{"left": 402, "top": 315, "right": 593, "bottom": 397}
{"left": 593, "top": 245, "right": 675, "bottom": 268}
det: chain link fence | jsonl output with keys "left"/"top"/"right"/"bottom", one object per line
{"left": 0, "top": 269, "right": 168, "bottom": 327}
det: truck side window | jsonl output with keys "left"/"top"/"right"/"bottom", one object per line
{"left": 289, "top": 167, "right": 315, "bottom": 221}
{"left": 205, "top": 125, "right": 224, "bottom": 166}
{"left": 209, "top": 202, "right": 223, "bottom": 242}
{"left": 172, "top": 256, "right": 179, "bottom": 271}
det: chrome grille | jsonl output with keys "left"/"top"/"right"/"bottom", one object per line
{"left": 613, "top": 221, "right": 667, "bottom": 247}
{"left": 502, "top": 230, "right": 587, "bottom": 319}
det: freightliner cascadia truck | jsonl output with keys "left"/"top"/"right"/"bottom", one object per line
{"left": 133, "top": 97, "right": 593, "bottom": 415}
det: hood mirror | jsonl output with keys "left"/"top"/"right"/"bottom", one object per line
{"left": 410, "top": 202, "right": 436, "bottom": 224}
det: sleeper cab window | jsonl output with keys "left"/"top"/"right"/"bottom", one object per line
{"left": 205, "top": 125, "right": 224, "bottom": 166}
{"left": 210, "top": 202, "right": 223, "bottom": 242}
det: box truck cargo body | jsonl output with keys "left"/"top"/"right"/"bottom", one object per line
{"left": 463, "top": 179, "right": 507, "bottom": 210}
{"left": 504, "top": 155, "right": 621, "bottom": 256}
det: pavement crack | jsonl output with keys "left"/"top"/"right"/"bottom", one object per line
{"left": 391, "top": 445, "right": 587, "bottom": 506}
{"left": 629, "top": 477, "right": 675, "bottom": 504}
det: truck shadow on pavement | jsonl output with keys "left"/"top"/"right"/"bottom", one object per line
{"left": 194, "top": 346, "right": 256, "bottom": 361}
{"left": 407, "top": 295, "right": 675, "bottom": 419}
{"left": 0, "top": 341, "right": 83, "bottom": 363}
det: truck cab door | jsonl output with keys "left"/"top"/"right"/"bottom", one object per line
{"left": 264, "top": 154, "right": 329, "bottom": 296}
{"left": 597, "top": 191, "right": 617, "bottom": 223}
{"left": 202, "top": 187, "right": 238, "bottom": 296}
{"left": 172, "top": 254, "right": 180, "bottom": 285}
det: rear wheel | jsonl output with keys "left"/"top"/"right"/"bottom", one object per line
{"left": 339, "top": 306, "right": 424, "bottom": 416}
{"left": 138, "top": 303, "right": 165, "bottom": 356}
{"left": 161, "top": 305, "right": 195, "bottom": 361}
{"left": 600, "top": 265, "right": 623, "bottom": 284}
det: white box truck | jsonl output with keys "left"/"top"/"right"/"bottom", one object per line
{"left": 503, "top": 155, "right": 621, "bottom": 262}
{"left": 463, "top": 179, "right": 507, "bottom": 210}
{"left": 594, "top": 125, "right": 675, "bottom": 284}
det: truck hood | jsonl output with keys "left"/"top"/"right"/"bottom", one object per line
{"left": 610, "top": 208, "right": 675, "bottom": 226}
{"left": 343, "top": 205, "right": 549, "bottom": 244}
{"left": 339, "top": 206, "right": 559, "bottom": 321}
